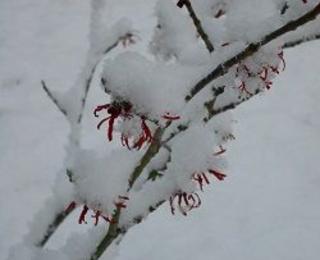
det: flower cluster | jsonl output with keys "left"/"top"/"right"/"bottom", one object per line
{"left": 235, "top": 49, "right": 286, "bottom": 96}
{"left": 169, "top": 168, "right": 227, "bottom": 216}
{"left": 192, "top": 169, "right": 227, "bottom": 191}
{"left": 66, "top": 196, "right": 129, "bottom": 225}
{"left": 169, "top": 191, "right": 202, "bottom": 216}
{"left": 94, "top": 101, "right": 153, "bottom": 150}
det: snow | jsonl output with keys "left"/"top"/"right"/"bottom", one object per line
{"left": 102, "top": 51, "right": 204, "bottom": 119}
{"left": 1, "top": 0, "right": 320, "bottom": 260}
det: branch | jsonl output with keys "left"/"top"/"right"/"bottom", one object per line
{"left": 90, "top": 208, "right": 123, "bottom": 260}
{"left": 77, "top": 39, "right": 121, "bottom": 124}
{"left": 283, "top": 33, "right": 320, "bottom": 48}
{"left": 185, "top": 3, "right": 320, "bottom": 101}
{"left": 36, "top": 205, "right": 75, "bottom": 247}
{"left": 128, "top": 127, "right": 165, "bottom": 188}
{"left": 37, "top": 41, "right": 119, "bottom": 247}
{"left": 41, "top": 80, "right": 68, "bottom": 117}
{"left": 280, "top": 2, "right": 289, "bottom": 15}
{"left": 123, "top": 200, "right": 166, "bottom": 229}
{"left": 210, "top": 89, "right": 260, "bottom": 119}
{"left": 163, "top": 86, "right": 225, "bottom": 145}
{"left": 177, "top": 0, "right": 214, "bottom": 53}
{"left": 90, "top": 127, "right": 166, "bottom": 259}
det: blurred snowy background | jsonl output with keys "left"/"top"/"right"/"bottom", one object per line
{"left": 1, "top": 0, "right": 319, "bottom": 259}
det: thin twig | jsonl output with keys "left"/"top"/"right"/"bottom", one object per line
{"left": 77, "top": 40, "right": 120, "bottom": 124}
{"left": 90, "top": 127, "right": 165, "bottom": 259}
{"left": 280, "top": 2, "right": 289, "bottom": 15}
{"left": 283, "top": 33, "right": 320, "bottom": 48}
{"left": 177, "top": 0, "right": 214, "bottom": 53}
{"left": 186, "top": 3, "right": 320, "bottom": 101}
{"left": 163, "top": 86, "right": 225, "bottom": 145}
{"left": 41, "top": 80, "right": 68, "bottom": 116}
{"left": 38, "top": 39, "right": 123, "bottom": 249}
{"left": 36, "top": 205, "right": 75, "bottom": 247}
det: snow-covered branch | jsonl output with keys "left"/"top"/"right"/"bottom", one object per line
{"left": 29, "top": 0, "right": 137, "bottom": 251}
{"left": 177, "top": 0, "right": 215, "bottom": 52}
{"left": 186, "top": 2, "right": 320, "bottom": 101}
{"left": 283, "top": 33, "right": 320, "bottom": 48}
{"left": 41, "top": 80, "right": 68, "bottom": 117}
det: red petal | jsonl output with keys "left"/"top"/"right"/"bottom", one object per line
{"left": 107, "top": 116, "right": 116, "bottom": 141}
{"left": 209, "top": 169, "right": 227, "bottom": 181}
{"left": 97, "top": 116, "right": 111, "bottom": 130}
{"left": 78, "top": 205, "right": 89, "bottom": 224}
{"left": 94, "top": 104, "right": 110, "bottom": 117}
{"left": 162, "top": 113, "right": 180, "bottom": 121}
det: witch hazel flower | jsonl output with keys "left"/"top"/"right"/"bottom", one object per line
{"left": 169, "top": 191, "right": 202, "bottom": 216}
{"left": 94, "top": 98, "right": 182, "bottom": 150}
{"left": 192, "top": 168, "right": 227, "bottom": 191}
{"left": 235, "top": 48, "right": 286, "bottom": 96}
{"left": 119, "top": 115, "right": 153, "bottom": 150}
{"left": 94, "top": 100, "right": 153, "bottom": 150}
{"left": 169, "top": 145, "right": 227, "bottom": 216}
{"left": 66, "top": 195, "right": 130, "bottom": 226}
{"left": 169, "top": 167, "right": 226, "bottom": 216}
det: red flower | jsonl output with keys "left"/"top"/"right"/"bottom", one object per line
{"left": 192, "top": 172, "right": 210, "bottom": 191}
{"left": 239, "top": 81, "right": 253, "bottom": 95}
{"left": 162, "top": 113, "right": 181, "bottom": 121}
{"left": 78, "top": 205, "right": 89, "bottom": 224}
{"left": 208, "top": 169, "right": 227, "bottom": 181}
{"left": 94, "top": 102, "right": 153, "bottom": 150}
{"left": 214, "top": 145, "right": 226, "bottom": 156}
{"left": 193, "top": 168, "right": 227, "bottom": 191}
{"left": 94, "top": 102, "right": 131, "bottom": 141}
{"left": 170, "top": 191, "right": 201, "bottom": 216}
{"left": 67, "top": 196, "right": 129, "bottom": 226}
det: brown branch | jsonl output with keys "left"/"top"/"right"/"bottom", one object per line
{"left": 177, "top": 0, "right": 214, "bottom": 53}
{"left": 128, "top": 127, "right": 165, "bottom": 189}
{"left": 90, "top": 208, "right": 123, "bottom": 260}
{"left": 185, "top": 3, "right": 320, "bottom": 101}
{"left": 163, "top": 86, "right": 225, "bottom": 144}
{"left": 283, "top": 33, "right": 320, "bottom": 48}
{"left": 90, "top": 127, "right": 166, "bottom": 259}
{"left": 41, "top": 80, "right": 68, "bottom": 116}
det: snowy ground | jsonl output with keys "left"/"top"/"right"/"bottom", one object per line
{"left": 1, "top": 1, "right": 320, "bottom": 260}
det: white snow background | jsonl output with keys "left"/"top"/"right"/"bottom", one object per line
{"left": 1, "top": 0, "right": 320, "bottom": 259}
